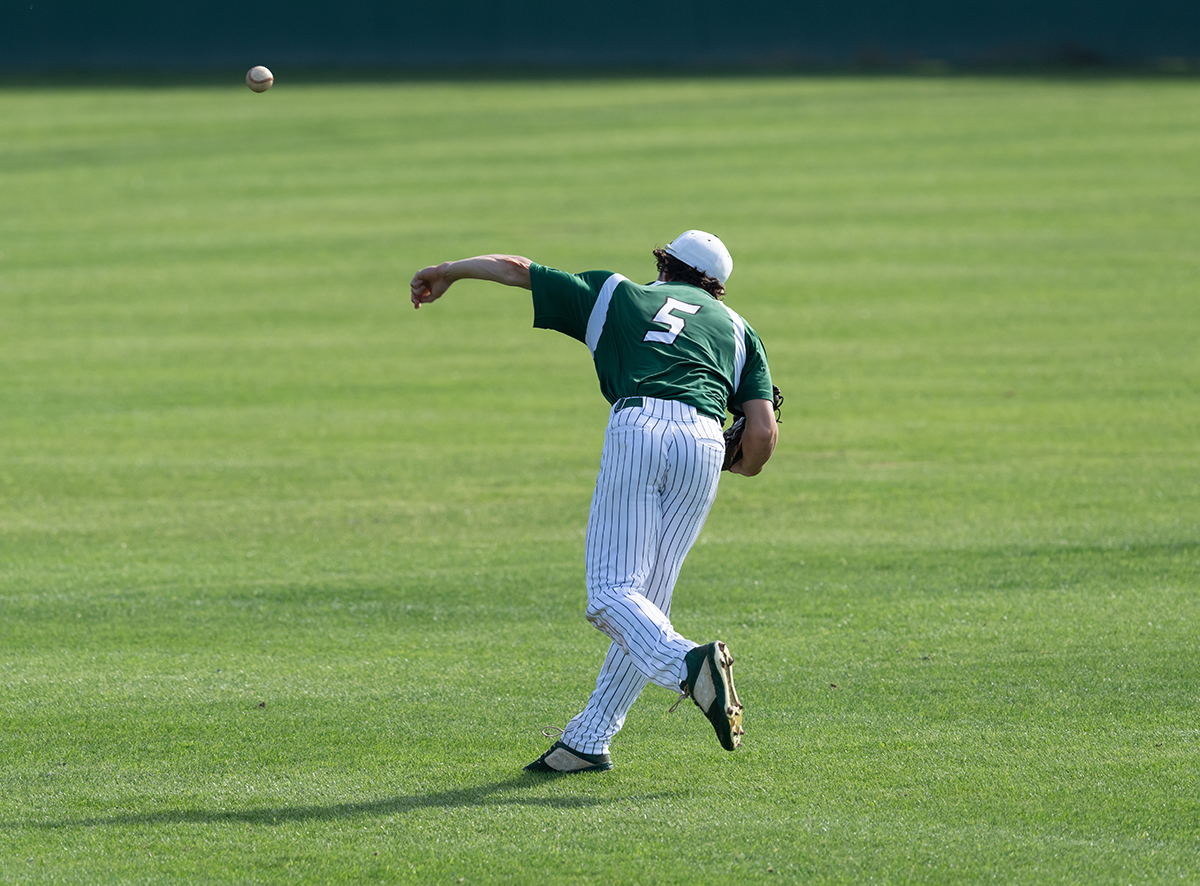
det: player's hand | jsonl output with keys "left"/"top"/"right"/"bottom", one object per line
{"left": 728, "top": 451, "right": 746, "bottom": 475}
{"left": 410, "top": 263, "right": 453, "bottom": 309}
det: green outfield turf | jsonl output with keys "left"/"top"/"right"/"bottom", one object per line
{"left": 2, "top": 74, "right": 1198, "bottom": 884}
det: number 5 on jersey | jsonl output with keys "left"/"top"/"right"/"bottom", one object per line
{"left": 644, "top": 297, "right": 702, "bottom": 345}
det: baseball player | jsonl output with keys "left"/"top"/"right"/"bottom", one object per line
{"left": 410, "top": 231, "right": 777, "bottom": 772}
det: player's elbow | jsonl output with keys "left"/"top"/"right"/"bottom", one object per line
{"left": 496, "top": 254, "right": 534, "bottom": 289}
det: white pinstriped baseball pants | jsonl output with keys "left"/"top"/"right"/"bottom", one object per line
{"left": 560, "top": 397, "right": 725, "bottom": 756}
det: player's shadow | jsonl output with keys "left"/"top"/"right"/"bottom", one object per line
{"left": 5, "top": 776, "right": 674, "bottom": 830}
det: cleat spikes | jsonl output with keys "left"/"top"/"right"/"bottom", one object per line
{"left": 678, "top": 641, "right": 745, "bottom": 751}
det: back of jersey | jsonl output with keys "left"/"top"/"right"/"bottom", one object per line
{"left": 529, "top": 264, "right": 772, "bottom": 423}
{"left": 593, "top": 279, "right": 744, "bottom": 423}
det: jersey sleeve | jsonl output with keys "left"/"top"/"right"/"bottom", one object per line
{"left": 732, "top": 324, "right": 774, "bottom": 407}
{"left": 530, "top": 264, "right": 612, "bottom": 344}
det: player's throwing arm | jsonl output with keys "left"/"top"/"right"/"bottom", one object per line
{"left": 410, "top": 254, "right": 532, "bottom": 308}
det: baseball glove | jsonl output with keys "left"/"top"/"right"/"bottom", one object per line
{"left": 722, "top": 385, "right": 783, "bottom": 471}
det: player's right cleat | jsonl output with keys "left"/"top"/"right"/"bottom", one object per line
{"left": 671, "top": 641, "right": 744, "bottom": 751}
{"left": 524, "top": 741, "right": 614, "bottom": 774}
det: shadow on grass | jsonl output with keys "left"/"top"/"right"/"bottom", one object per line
{"left": 4, "top": 776, "right": 676, "bottom": 829}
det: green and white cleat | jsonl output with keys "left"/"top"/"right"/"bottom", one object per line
{"left": 672, "top": 641, "right": 744, "bottom": 750}
{"left": 524, "top": 741, "right": 614, "bottom": 774}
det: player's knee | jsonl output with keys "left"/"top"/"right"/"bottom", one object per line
{"left": 586, "top": 580, "right": 623, "bottom": 609}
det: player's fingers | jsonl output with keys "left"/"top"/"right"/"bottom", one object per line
{"left": 410, "top": 268, "right": 440, "bottom": 304}
{"left": 410, "top": 271, "right": 433, "bottom": 308}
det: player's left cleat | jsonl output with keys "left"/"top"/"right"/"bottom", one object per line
{"left": 524, "top": 741, "right": 614, "bottom": 774}
{"left": 671, "top": 640, "right": 744, "bottom": 750}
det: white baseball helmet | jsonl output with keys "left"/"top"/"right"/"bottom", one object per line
{"left": 664, "top": 230, "right": 733, "bottom": 284}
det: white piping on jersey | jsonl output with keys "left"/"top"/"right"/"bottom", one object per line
{"left": 586, "top": 273, "right": 629, "bottom": 355}
{"left": 721, "top": 302, "right": 747, "bottom": 392}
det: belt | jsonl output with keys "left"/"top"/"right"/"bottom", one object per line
{"left": 613, "top": 396, "right": 722, "bottom": 424}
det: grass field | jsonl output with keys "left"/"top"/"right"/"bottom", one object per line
{"left": 2, "top": 74, "right": 1199, "bottom": 884}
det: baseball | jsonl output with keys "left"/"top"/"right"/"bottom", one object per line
{"left": 246, "top": 66, "right": 274, "bottom": 92}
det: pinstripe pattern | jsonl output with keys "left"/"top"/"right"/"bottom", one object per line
{"left": 560, "top": 397, "right": 725, "bottom": 755}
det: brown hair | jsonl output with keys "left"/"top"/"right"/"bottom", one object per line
{"left": 653, "top": 248, "right": 725, "bottom": 300}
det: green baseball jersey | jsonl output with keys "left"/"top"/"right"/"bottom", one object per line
{"left": 530, "top": 263, "right": 773, "bottom": 422}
